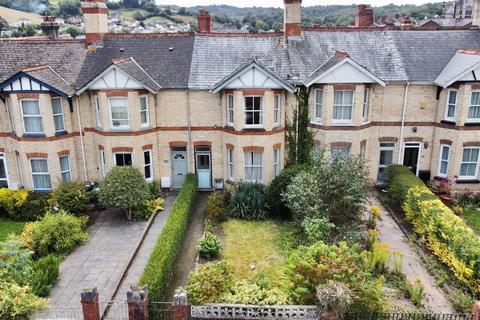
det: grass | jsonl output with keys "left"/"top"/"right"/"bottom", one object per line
{"left": 221, "top": 219, "right": 291, "bottom": 286}
{"left": 0, "top": 6, "right": 43, "bottom": 24}
{"left": 462, "top": 208, "right": 480, "bottom": 235}
{"left": 0, "top": 219, "right": 25, "bottom": 242}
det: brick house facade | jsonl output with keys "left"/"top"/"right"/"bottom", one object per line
{"left": 1, "top": 0, "right": 480, "bottom": 191}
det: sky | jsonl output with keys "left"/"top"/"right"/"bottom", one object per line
{"left": 156, "top": 0, "right": 441, "bottom": 8}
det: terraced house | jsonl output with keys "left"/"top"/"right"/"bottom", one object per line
{"left": 2, "top": 0, "right": 480, "bottom": 191}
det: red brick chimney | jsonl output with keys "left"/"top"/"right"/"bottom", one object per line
{"left": 81, "top": 0, "right": 108, "bottom": 44}
{"left": 355, "top": 4, "right": 374, "bottom": 28}
{"left": 284, "top": 0, "right": 302, "bottom": 37}
{"left": 401, "top": 15, "right": 413, "bottom": 29}
{"left": 197, "top": 10, "right": 211, "bottom": 33}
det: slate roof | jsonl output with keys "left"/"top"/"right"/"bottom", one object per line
{"left": 24, "top": 65, "right": 76, "bottom": 96}
{"left": 113, "top": 57, "right": 161, "bottom": 91}
{"left": 302, "top": 52, "right": 347, "bottom": 86}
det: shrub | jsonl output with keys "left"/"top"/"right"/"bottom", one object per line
{"left": 48, "top": 181, "right": 89, "bottom": 215}
{"left": 229, "top": 182, "right": 267, "bottom": 220}
{"left": 18, "top": 192, "right": 50, "bottom": 221}
{"left": 186, "top": 261, "right": 233, "bottom": 305}
{"left": 315, "top": 281, "right": 353, "bottom": 317}
{"left": 134, "top": 197, "right": 165, "bottom": 220}
{"left": 206, "top": 191, "right": 229, "bottom": 224}
{"left": 139, "top": 174, "right": 197, "bottom": 301}
{"left": 146, "top": 180, "right": 161, "bottom": 199}
{"left": 282, "top": 171, "right": 324, "bottom": 221}
{"left": 385, "top": 165, "right": 424, "bottom": 207}
{"left": 0, "top": 235, "right": 32, "bottom": 286}
{"left": 197, "top": 232, "right": 222, "bottom": 259}
{"left": 31, "top": 254, "right": 61, "bottom": 297}
{"left": 265, "top": 164, "right": 305, "bottom": 219}
{"left": 0, "top": 189, "right": 28, "bottom": 218}
{"left": 367, "top": 206, "right": 381, "bottom": 229}
{"left": 404, "top": 279, "right": 425, "bottom": 307}
{"left": 0, "top": 280, "right": 48, "bottom": 319}
{"left": 362, "top": 242, "right": 389, "bottom": 274}
{"left": 99, "top": 166, "right": 150, "bottom": 220}
{"left": 21, "top": 210, "right": 88, "bottom": 257}
{"left": 450, "top": 289, "right": 475, "bottom": 312}
{"left": 301, "top": 216, "right": 335, "bottom": 243}
{"left": 221, "top": 280, "right": 290, "bottom": 305}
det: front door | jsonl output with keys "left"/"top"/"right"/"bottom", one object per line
{"left": 171, "top": 148, "right": 187, "bottom": 189}
{"left": 195, "top": 147, "right": 211, "bottom": 189}
{"left": 403, "top": 143, "right": 420, "bottom": 176}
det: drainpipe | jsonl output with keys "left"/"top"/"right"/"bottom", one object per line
{"left": 186, "top": 89, "right": 193, "bottom": 172}
{"left": 398, "top": 82, "right": 410, "bottom": 164}
{"left": 294, "top": 85, "right": 299, "bottom": 164}
{"left": 76, "top": 96, "right": 88, "bottom": 181}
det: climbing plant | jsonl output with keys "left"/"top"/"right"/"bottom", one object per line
{"left": 286, "top": 87, "right": 314, "bottom": 165}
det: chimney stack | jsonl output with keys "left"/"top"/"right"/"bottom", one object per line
{"left": 41, "top": 16, "right": 60, "bottom": 40}
{"left": 81, "top": 0, "right": 108, "bottom": 44}
{"left": 473, "top": 0, "right": 480, "bottom": 26}
{"left": 197, "top": 10, "right": 211, "bottom": 33}
{"left": 400, "top": 15, "right": 413, "bottom": 29}
{"left": 355, "top": 4, "right": 374, "bottom": 28}
{"left": 284, "top": 0, "right": 302, "bottom": 37}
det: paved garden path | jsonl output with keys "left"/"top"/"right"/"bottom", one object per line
{"left": 367, "top": 196, "right": 454, "bottom": 313}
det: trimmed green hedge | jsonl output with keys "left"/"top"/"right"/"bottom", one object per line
{"left": 139, "top": 174, "right": 197, "bottom": 300}
{"left": 385, "top": 165, "right": 424, "bottom": 207}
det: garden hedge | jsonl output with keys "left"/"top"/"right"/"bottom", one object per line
{"left": 139, "top": 174, "right": 197, "bottom": 300}
{"left": 386, "top": 165, "right": 480, "bottom": 294}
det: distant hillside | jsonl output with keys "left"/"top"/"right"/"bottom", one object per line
{"left": 0, "top": 5, "right": 42, "bottom": 24}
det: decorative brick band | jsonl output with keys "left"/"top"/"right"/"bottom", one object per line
{"left": 330, "top": 142, "right": 352, "bottom": 148}
{"left": 333, "top": 84, "right": 357, "bottom": 90}
{"left": 169, "top": 141, "right": 188, "bottom": 147}
{"left": 85, "top": 33, "right": 105, "bottom": 43}
{"left": 472, "top": 84, "right": 480, "bottom": 90}
{"left": 17, "top": 93, "right": 39, "bottom": 99}
{"left": 142, "top": 144, "right": 153, "bottom": 150}
{"left": 404, "top": 137, "right": 423, "bottom": 142}
{"left": 284, "top": 23, "right": 301, "bottom": 36}
{"left": 0, "top": 148, "right": 4, "bottom": 153}
{"left": 463, "top": 142, "right": 480, "bottom": 147}
{"left": 313, "top": 139, "right": 321, "bottom": 145}
{"left": 360, "top": 139, "right": 367, "bottom": 145}
{"left": 440, "top": 139, "right": 453, "bottom": 145}
{"left": 243, "top": 146, "right": 264, "bottom": 152}
{"left": 273, "top": 143, "right": 282, "bottom": 150}
{"left": 58, "top": 150, "right": 70, "bottom": 156}
{"left": 379, "top": 137, "right": 399, "bottom": 142}
{"left": 112, "top": 147, "right": 133, "bottom": 153}
{"left": 82, "top": 7, "right": 108, "bottom": 14}
{"left": 226, "top": 143, "right": 234, "bottom": 149}
{"left": 193, "top": 141, "right": 212, "bottom": 146}
{"left": 27, "top": 152, "right": 48, "bottom": 159}
{"left": 98, "top": 145, "right": 104, "bottom": 150}
{"left": 105, "top": 90, "right": 129, "bottom": 97}
{"left": 242, "top": 89, "right": 265, "bottom": 96}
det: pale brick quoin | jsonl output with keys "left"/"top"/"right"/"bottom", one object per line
{"left": 2, "top": 0, "right": 480, "bottom": 191}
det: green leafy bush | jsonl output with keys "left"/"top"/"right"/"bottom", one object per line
{"left": 146, "top": 180, "right": 162, "bottom": 199}
{"left": 0, "top": 280, "right": 48, "bottom": 319}
{"left": 206, "top": 191, "right": 229, "bottom": 224}
{"left": 0, "top": 189, "right": 28, "bottom": 219}
{"left": 404, "top": 279, "right": 425, "bottom": 307}
{"left": 31, "top": 254, "right": 61, "bottom": 297}
{"left": 139, "top": 174, "right": 197, "bottom": 300}
{"left": 186, "top": 261, "right": 233, "bottom": 305}
{"left": 197, "top": 232, "right": 222, "bottom": 259}
{"left": 18, "top": 192, "right": 50, "bottom": 221}
{"left": 134, "top": 197, "right": 165, "bottom": 220}
{"left": 230, "top": 182, "right": 267, "bottom": 220}
{"left": 221, "top": 280, "right": 290, "bottom": 305}
{"left": 265, "top": 164, "right": 305, "bottom": 219}
{"left": 99, "top": 166, "right": 149, "bottom": 220}
{"left": 385, "top": 165, "right": 424, "bottom": 207}
{"left": 49, "top": 181, "right": 89, "bottom": 215}
{"left": 450, "top": 289, "right": 475, "bottom": 312}
{"left": 301, "top": 216, "right": 335, "bottom": 243}
{"left": 20, "top": 210, "right": 88, "bottom": 257}
{"left": 0, "top": 235, "right": 32, "bottom": 286}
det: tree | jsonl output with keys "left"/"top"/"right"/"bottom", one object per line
{"left": 122, "top": 0, "right": 139, "bottom": 9}
{"left": 0, "top": 16, "right": 8, "bottom": 31}
{"left": 272, "top": 21, "right": 282, "bottom": 32}
{"left": 65, "top": 26, "right": 81, "bottom": 38}
{"left": 58, "top": 0, "right": 81, "bottom": 18}
{"left": 99, "top": 166, "right": 149, "bottom": 220}
{"left": 133, "top": 11, "right": 145, "bottom": 21}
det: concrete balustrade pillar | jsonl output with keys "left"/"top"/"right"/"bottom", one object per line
{"left": 81, "top": 288, "right": 100, "bottom": 320}
{"left": 173, "top": 289, "right": 190, "bottom": 320}
{"left": 127, "top": 286, "right": 149, "bottom": 320}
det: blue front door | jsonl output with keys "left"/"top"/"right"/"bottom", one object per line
{"left": 195, "top": 147, "right": 211, "bottom": 189}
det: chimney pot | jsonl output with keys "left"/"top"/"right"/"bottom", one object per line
{"left": 197, "top": 9, "right": 211, "bottom": 33}
{"left": 355, "top": 4, "right": 374, "bottom": 28}
{"left": 41, "top": 16, "right": 60, "bottom": 40}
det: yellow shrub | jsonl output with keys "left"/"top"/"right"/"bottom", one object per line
{"left": 19, "top": 222, "right": 37, "bottom": 250}
{"left": 0, "top": 189, "right": 28, "bottom": 217}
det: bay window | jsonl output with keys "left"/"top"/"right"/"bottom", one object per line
{"left": 30, "top": 158, "right": 51, "bottom": 191}
{"left": 59, "top": 155, "right": 72, "bottom": 182}
{"left": 444, "top": 89, "right": 457, "bottom": 121}
{"left": 333, "top": 90, "right": 354, "bottom": 123}
{"left": 244, "top": 151, "right": 263, "bottom": 182}
{"left": 245, "top": 96, "right": 263, "bottom": 127}
{"left": 109, "top": 97, "right": 130, "bottom": 129}
{"left": 468, "top": 91, "right": 480, "bottom": 122}
{"left": 51, "top": 97, "right": 65, "bottom": 132}
{"left": 438, "top": 145, "right": 450, "bottom": 177}
{"left": 459, "top": 148, "right": 479, "bottom": 179}
{"left": 21, "top": 100, "right": 43, "bottom": 134}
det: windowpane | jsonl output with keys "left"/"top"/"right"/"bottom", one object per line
{"left": 333, "top": 91, "right": 353, "bottom": 121}
{"left": 109, "top": 97, "right": 129, "bottom": 127}
{"left": 469, "top": 92, "right": 480, "bottom": 120}
{"left": 115, "top": 153, "right": 132, "bottom": 166}
{"left": 331, "top": 146, "right": 350, "bottom": 158}
{"left": 378, "top": 143, "right": 395, "bottom": 182}
{"left": 59, "top": 156, "right": 71, "bottom": 182}
{"left": 0, "top": 159, "right": 6, "bottom": 179}
{"left": 460, "top": 148, "right": 479, "bottom": 178}
{"left": 274, "top": 95, "right": 280, "bottom": 125}
{"left": 315, "top": 89, "right": 323, "bottom": 119}
{"left": 22, "top": 100, "right": 43, "bottom": 133}
{"left": 244, "top": 151, "right": 263, "bottom": 182}
{"left": 95, "top": 96, "right": 102, "bottom": 128}
{"left": 52, "top": 98, "right": 65, "bottom": 132}
{"left": 30, "top": 159, "right": 51, "bottom": 190}
{"left": 144, "top": 150, "right": 152, "bottom": 179}
{"left": 227, "top": 95, "right": 234, "bottom": 124}
{"left": 273, "top": 149, "right": 280, "bottom": 177}
{"left": 362, "top": 88, "right": 369, "bottom": 120}
{"left": 140, "top": 97, "right": 149, "bottom": 126}
{"left": 227, "top": 148, "right": 234, "bottom": 180}
{"left": 245, "top": 97, "right": 263, "bottom": 126}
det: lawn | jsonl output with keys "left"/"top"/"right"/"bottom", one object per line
{"left": 463, "top": 208, "right": 480, "bottom": 235}
{"left": 0, "top": 219, "right": 25, "bottom": 242}
{"left": 0, "top": 6, "right": 43, "bottom": 24}
{"left": 221, "top": 219, "right": 292, "bottom": 286}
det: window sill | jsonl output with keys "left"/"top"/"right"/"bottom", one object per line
{"left": 109, "top": 128, "right": 132, "bottom": 132}
{"left": 55, "top": 130, "right": 68, "bottom": 136}
{"left": 242, "top": 128, "right": 266, "bottom": 132}
{"left": 440, "top": 120, "right": 456, "bottom": 125}
{"left": 22, "top": 133, "right": 46, "bottom": 138}
{"left": 331, "top": 122, "right": 355, "bottom": 126}
{"left": 140, "top": 126, "right": 152, "bottom": 131}
{"left": 464, "top": 122, "right": 480, "bottom": 126}
{"left": 310, "top": 120, "right": 322, "bottom": 125}
{"left": 456, "top": 179, "right": 480, "bottom": 184}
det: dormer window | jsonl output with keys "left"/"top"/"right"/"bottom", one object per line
{"left": 21, "top": 100, "right": 43, "bottom": 135}
{"left": 109, "top": 97, "right": 130, "bottom": 129}
{"left": 245, "top": 96, "right": 263, "bottom": 128}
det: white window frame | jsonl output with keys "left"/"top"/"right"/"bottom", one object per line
{"left": 438, "top": 144, "right": 450, "bottom": 178}
{"left": 378, "top": 142, "right": 396, "bottom": 182}
{"left": 314, "top": 89, "right": 323, "bottom": 123}
{"left": 333, "top": 90, "right": 354, "bottom": 124}
{"left": 273, "top": 94, "right": 281, "bottom": 127}
{"left": 227, "top": 94, "right": 234, "bottom": 126}
{"left": 244, "top": 96, "right": 264, "bottom": 128}
{"left": 51, "top": 97, "right": 65, "bottom": 133}
{"left": 20, "top": 99, "right": 43, "bottom": 135}
{"left": 108, "top": 97, "right": 130, "bottom": 129}
{"left": 459, "top": 147, "right": 480, "bottom": 180}
{"left": 467, "top": 91, "right": 480, "bottom": 123}
{"left": 444, "top": 89, "right": 457, "bottom": 122}
{"left": 99, "top": 149, "right": 106, "bottom": 177}
{"left": 227, "top": 148, "right": 234, "bottom": 181}
{"left": 362, "top": 87, "right": 369, "bottom": 122}
{"left": 273, "top": 148, "right": 280, "bottom": 177}
{"left": 15, "top": 153, "right": 24, "bottom": 187}
{"left": 95, "top": 95, "right": 102, "bottom": 128}
{"left": 144, "top": 149, "right": 153, "bottom": 181}
{"left": 29, "top": 158, "right": 51, "bottom": 191}
{"left": 360, "top": 141, "right": 366, "bottom": 160}
{"left": 244, "top": 151, "right": 263, "bottom": 182}
{"left": 59, "top": 155, "right": 72, "bottom": 182}
{"left": 0, "top": 153, "right": 9, "bottom": 188}
{"left": 140, "top": 96, "right": 150, "bottom": 128}
{"left": 114, "top": 152, "right": 133, "bottom": 166}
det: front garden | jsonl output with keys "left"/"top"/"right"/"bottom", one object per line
{"left": 183, "top": 150, "right": 430, "bottom": 314}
